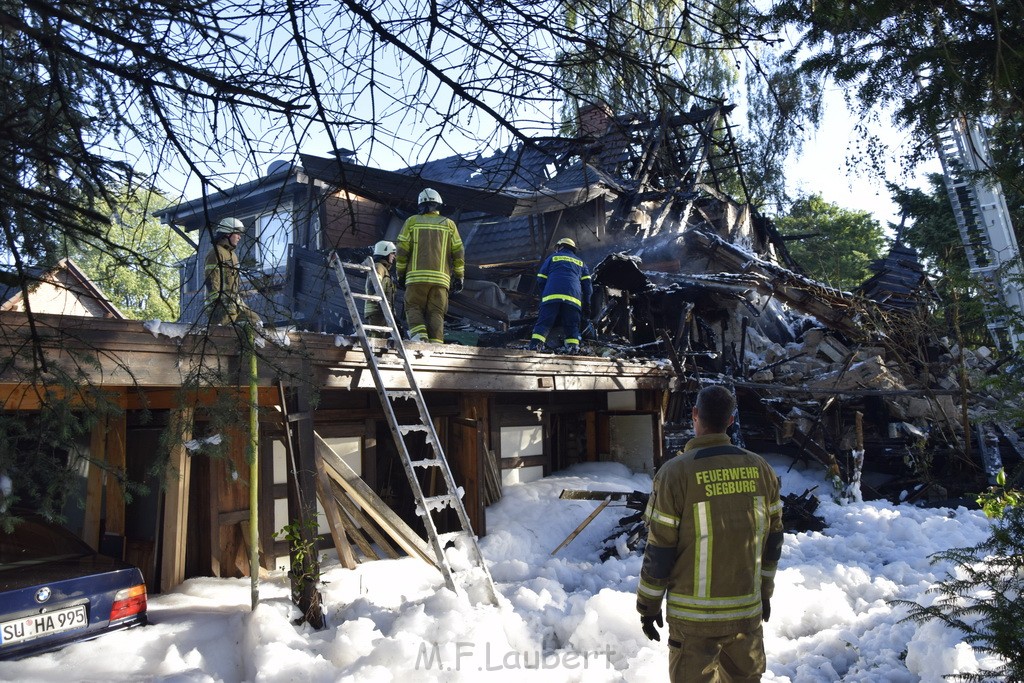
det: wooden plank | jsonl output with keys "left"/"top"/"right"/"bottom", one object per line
{"left": 333, "top": 483, "right": 399, "bottom": 559}
{"left": 550, "top": 498, "right": 611, "bottom": 555}
{"left": 125, "top": 387, "right": 280, "bottom": 411}
{"left": 500, "top": 455, "right": 546, "bottom": 469}
{"left": 314, "top": 458, "right": 358, "bottom": 569}
{"left": 0, "top": 384, "right": 48, "bottom": 410}
{"left": 161, "top": 406, "right": 194, "bottom": 593}
{"left": 483, "top": 449, "right": 502, "bottom": 505}
{"left": 331, "top": 490, "right": 380, "bottom": 560}
{"left": 314, "top": 432, "right": 435, "bottom": 567}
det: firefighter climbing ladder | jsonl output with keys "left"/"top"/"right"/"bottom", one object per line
{"left": 328, "top": 253, "right": 500, "bottom": 606}
{"left": 935, "top": 118, "right": 1024, "bottom": 351}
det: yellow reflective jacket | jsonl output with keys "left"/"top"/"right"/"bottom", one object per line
{"left": 637, "top": 433, "right": 783, "bottom": 637}
{"left": 396, "top": 211, "right": 465, "bottom": 288}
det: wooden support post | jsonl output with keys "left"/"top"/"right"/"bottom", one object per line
{"left": 84, "top": 415, "right": 107, "bottom": 549}
{"left": 207, "top": 452, "right": 221, "bottom": 578}
{"left": 586, "top": 411, "right": 598, "bottom": 463}
{"left": 103, "top": 413, "right": 127, "bottom": 559}
{"left": 161, "top": 406, "right": 194, "bottom": 593}
{"left": 455, "top": 393, "right": 486, "bottom": 535}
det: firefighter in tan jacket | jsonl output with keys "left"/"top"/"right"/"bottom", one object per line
{"left": 204, "top": 218, "right": 261, "bottom": 327}
{"left": 637, "top": 385, "right": 783, "bottom": 682}
{"left": 396, "top": 188, "right": 465, "bottom": 343}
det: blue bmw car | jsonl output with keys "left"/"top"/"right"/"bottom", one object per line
{"left": 0, "top": 514, "right": 148, "bottom": 659}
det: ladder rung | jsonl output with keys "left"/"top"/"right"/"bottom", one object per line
{"left": 412, "top": 458, "right": 443, "bottom": 469}
{"left": 389, "top": 390, "right": 416, "bottom": 400}
{"left": 352, "top": 293, "right": 383, "bottom": 301}
{"left": 362, "top": 324, "right": 392, "bottom": 333}
{"left": 399, "top": 424, "right": 429, "bottom": 434}
{"left": 419, "top": 494, "right": 456, "bottom": 514}
{"left": 437, "top": 531, "right": 471, "bottom": 547}
{"left": 341, "top": 262, "right": 372, "bottom": 272}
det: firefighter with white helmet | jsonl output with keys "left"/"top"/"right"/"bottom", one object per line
{"left": 396, "top": 187, "right": 465, "bottom": 343}
{"left": 204, "top": 217, "right": 261, "bottom": 326}
{"left": 528, "top": 236, "right": 591, "bottom": 354}
{"left": 364, "top": 240, "right": 398, "bottom": 335}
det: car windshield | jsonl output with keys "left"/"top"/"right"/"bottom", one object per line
{"left": 0, "top": 517, "right": 93, "bottom": 567}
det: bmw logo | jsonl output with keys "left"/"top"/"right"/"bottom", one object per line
{"left": 34, "top": 587, "right": 51, "bottom": 604}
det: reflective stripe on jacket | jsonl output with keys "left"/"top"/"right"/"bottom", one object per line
{"left": 536, "top": 248, "right": 592, "bottom": 308}
{"left": 396, "top": 212, "right": 464, "bottom": 288}
{"left": 637, "top": 433, "right": 783, "bottom": 637}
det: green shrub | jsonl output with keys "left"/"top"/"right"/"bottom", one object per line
{"left": 975, "top": 469, "right": 1023, "bottom": 519}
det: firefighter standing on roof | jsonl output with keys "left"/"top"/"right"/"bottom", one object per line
{"left": 364, "top": 240, "right": 397, "bottom": 337}
{"left": 204, "top": 217, "right": 261, "bottom": 327}
{"left": 396, "top": 188, "right": 465, "bottom": 343}
{"left": 637, "top": 385, "right": 783, "bottom": 683}
{"left": 529, "top": 237, "right": 592, "bottom": 354}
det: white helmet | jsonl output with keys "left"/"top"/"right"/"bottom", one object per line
{"left": 418, "top": 188, "right": 442, "bottom": 206}
{"left": 373, "top": 240, "right": 397, "bottom": 257}
{"left": 214, "top": 217, "right": 244, "bottom": 237}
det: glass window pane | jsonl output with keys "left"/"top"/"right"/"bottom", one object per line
{"left": 257, "top": 210, "right": 292, "bottom": 269}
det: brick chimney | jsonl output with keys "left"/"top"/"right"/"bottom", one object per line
{"left": 578, "top": 102, "right": 612, "bottom": 138}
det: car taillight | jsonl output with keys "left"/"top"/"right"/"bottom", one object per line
{"left": 109, "top": 584, "right": 147, "bottom": 621}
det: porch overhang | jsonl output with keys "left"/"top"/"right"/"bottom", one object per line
{"left": 0, "top": 312, "right": 675, "bottom": 402}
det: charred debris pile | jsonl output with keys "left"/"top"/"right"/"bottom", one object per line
{"left": 579, "top": 231, "right": 1021, "bottom": 507}
{"left": 458, "top": 204, "right": 1021, "bottom": 507}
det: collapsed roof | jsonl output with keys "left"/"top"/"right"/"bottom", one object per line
{"left": 368, "top": 107, "right": 1018, "bottom": 506}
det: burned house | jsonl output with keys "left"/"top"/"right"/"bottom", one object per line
{"left": 1, "top": 104, "right": 1014, "bottom": 596}
{"left": 150, "top": 101, "right": 1021, "bottom": 575}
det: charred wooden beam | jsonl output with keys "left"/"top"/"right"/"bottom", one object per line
{"left": 732, "top": 381, "right": 961, "bottom": 397}
{"left": 685, "top": 228, "right": 865, "bottom": 341}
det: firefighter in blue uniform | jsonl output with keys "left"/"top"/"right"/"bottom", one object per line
{"left": 528, "top": 237, "right": 592, "bottom": 354}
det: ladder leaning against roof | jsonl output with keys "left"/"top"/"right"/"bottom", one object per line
{"left": 327, "top": 252, "right": 500, "bottom": 606}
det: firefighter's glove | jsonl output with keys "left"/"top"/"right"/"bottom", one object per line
{"left": 451, "top": 278, "right": 464, "bottom": 294}
{"left": 762, "top": 598, "right": 771, "bottom": 622}
{"left": 640, "top": 612, "right": 663, "bottom": 642}
{"left": 397, "top": 275, "right": 406, "bottom": 290}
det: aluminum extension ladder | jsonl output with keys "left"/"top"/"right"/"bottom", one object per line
{"left": 328, "top": 253, "right": 500, "bottom": 606}
{"left": 935, "top": 119, "right": 1024, "bottom": 351}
